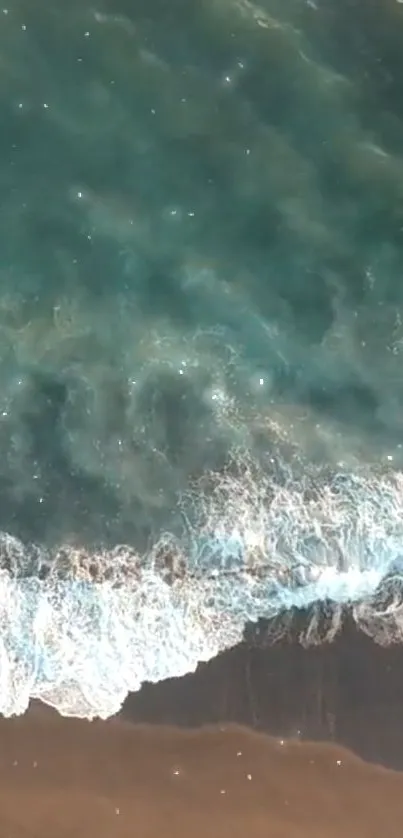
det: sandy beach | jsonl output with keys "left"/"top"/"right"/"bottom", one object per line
{"left": 0, "top": 705, "right": 401, "bottom": 838}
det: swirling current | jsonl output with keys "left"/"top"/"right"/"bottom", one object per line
{"left": 3, "top": 0, "right": 403, "bottom": 718}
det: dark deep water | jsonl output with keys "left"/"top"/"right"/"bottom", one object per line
{"left": 2, "top": 0, "right": 403, "bottom": 733}
{"left": 2, "top": 0, "right": 403, "bottom": 549}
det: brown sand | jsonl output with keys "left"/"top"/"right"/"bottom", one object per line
{"left": 0, "top": 705, "right": 401, "bottom": 838}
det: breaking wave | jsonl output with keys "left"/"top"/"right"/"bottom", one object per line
{"left": 2, "top": 457, "right": 403, "bottom": 719}
{"left": 3, "top": 0, "right": 403, "bottom": 723}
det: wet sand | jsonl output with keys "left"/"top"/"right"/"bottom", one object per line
{"left": 121, "top": 619, "right": 403, "bottom": 771}
{"left": 0, "top": 705, "right": 402, "bottom": 838}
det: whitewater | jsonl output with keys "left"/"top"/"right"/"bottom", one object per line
{"left": 2, "top": 456, "right": 403, "bottom": 720}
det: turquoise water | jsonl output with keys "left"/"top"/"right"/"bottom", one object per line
{"left": 1, "top": 0, "right": 403, "bottom": 716}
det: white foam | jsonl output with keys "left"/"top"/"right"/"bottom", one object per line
{"left": 1, "top": 462, "right": 403, "bottom": 719}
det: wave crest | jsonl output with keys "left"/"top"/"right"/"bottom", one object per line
{"left": 1, "top": 458, "right": 403, "bottom": 719}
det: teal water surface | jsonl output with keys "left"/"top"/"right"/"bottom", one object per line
{"left": 1, "top": 0, "right": 403, "bottom": 717}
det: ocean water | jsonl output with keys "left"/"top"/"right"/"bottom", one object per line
{"left": 1, "top": 0, "right": 403, "bottom": 718}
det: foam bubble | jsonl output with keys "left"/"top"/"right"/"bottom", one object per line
{"left": 1, "top": 458, "right": 403, "bottom": 719}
